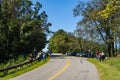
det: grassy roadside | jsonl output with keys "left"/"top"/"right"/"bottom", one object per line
{"left": 88, "top": 57, "right": 120, "bottom": 80}
{"left": 0, "top": 58, "right": 50, "bottom": 80}
{"left": 0, "top": 56, "right": 29, "bottom": 69}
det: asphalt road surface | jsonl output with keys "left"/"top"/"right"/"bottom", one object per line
{"left": 10, "top": 54, "right": 99, "bottom": 80}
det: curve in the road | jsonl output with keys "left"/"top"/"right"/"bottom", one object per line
{"left": 47, "top": 59, "right": 70, "bottom": 80}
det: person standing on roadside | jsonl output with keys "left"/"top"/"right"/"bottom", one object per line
{"left": 49, "top": 49, "right": 52, "bottom": 57}
{"left": 42, "top": 51, "right": 46, "bottom": 61}
{"left": 33, "top": 48, "right": 37, "bottom": 59}
{"left": 36, "top": 51, "right": 42, "bottom": 61}
{"left": 29, "top": 53, "right": 33, "bottom": 63}
{"left": 96, "top": 50, "right": 99, "bottom": 60}
{"left": 99, "top": 51, "right": 105, "bottom": 61}
{"left": 88, "top": 50, "right": 91, "bottom": 58}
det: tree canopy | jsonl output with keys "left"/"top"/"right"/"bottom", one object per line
{"left": 49, "top": 29, "right": 106, "bottom": 54}
{"left": 73, "top": 0, "right": 120, "bottom": 57}
{"left": 0, "top": 0, "right": 51, "bottom": 63}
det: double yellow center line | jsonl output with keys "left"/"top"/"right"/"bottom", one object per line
{"left": 47, "top": 59, "right": 70, "bottom": 80}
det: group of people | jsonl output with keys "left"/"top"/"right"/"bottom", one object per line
{"left": 29, "top": 48, "right": 47, "bottom": 63}
{"left": 87, "top": 50, "right": 94, "bottom": 58}
{"left": 86, "top": 49, "right": 106, "bottom": 61}
{"left": 96, "top": 50, "right": 105, "bottom": 61}
{"left": 36, "top": 51, "right": 46, "bottom": 61}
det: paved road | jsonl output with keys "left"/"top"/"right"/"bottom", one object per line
{"left": 10, "top": 54, "right": 99, "bottom": 80}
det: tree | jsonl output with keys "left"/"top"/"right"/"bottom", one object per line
{"left": 49, "top": 29, "right": 69, "bottom": 53}
{"left": 49, "top": 29, "right": 105, "bottom": 54}
{"left": 0, "top": 0, "right": 51, "bottom": 63}
{"left": 98, "top": 0, "right": 120, "bottom": 56}
{"left": 73, "top": 0, "right": 120, "bottom": 57}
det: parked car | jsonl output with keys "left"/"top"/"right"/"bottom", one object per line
{"left": 76, "top": 52, "right": 86, "bottom": 57}
{"left": 67, "top": 52, "right": 77, "bottom": 56}
{"left": 71, "top": 52, "right": 77, "bottom": 56}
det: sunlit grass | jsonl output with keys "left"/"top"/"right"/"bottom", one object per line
{"left": 88, "top": 57, "right": 120, "bottom": 80}
{"left": 104, "top": 57, "right": 120, "bottom": 71}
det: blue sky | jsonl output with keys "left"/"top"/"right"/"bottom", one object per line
{"left": 35, "top": 0, "right": 83, "bottom": 32}
{"left": 32, "top": 0, "right": 88, "bottom": 51}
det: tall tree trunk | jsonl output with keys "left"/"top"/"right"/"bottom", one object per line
{"left": 106, "top": 27, "right": 114, "bottom": 57}
{"left": 78, "top": 38, "right": 83, "bottom": 51}
{"left": 111, "top": 41, "right": 115, "bottom": 56}
{"left": 108, "top": 42, "right": 111, "bottom": 57}
{"left": 108, "top": 42, "right": 113, "bottom": 57}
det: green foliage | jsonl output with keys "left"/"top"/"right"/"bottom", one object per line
{"left": 0, "top": 0, "right": 51, "bottom": 63}
{"left": 98, "top": 0, "right": 120, "bottom": 19}
{"left": 49, "top": 29, "right": 78, "bottom": 53}
{"left": 49, "top": 29, "right": 106, "bottom": 54}
{"left": 73, "top": 0, "right": 120, "bottom": 57}
{"left": 0, "top": 55, "right": 28, "bottom": 68}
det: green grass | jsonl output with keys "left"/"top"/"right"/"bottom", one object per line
{"left": 0, "top": 58, "right": 50, "bottom": 80}
{"left": 0, "top": 55, "right": 29, "bottom": 69}
{"left": 88, "top": 57, "right": 120, "bottom": 80}
{"left": 104, "top": 57, "right": 120, "bottom": 71}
